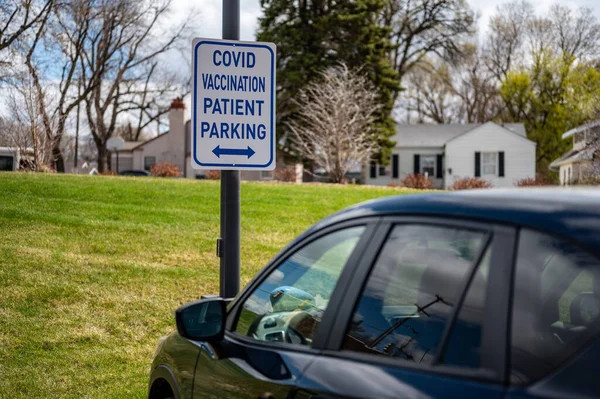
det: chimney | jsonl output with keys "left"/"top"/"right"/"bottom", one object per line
{"left": 169, "top": 97, "right": 186, "bottom": 171}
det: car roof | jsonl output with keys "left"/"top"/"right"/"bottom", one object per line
{"left": 307, "top": 189, "right": 600, "bottom": 253}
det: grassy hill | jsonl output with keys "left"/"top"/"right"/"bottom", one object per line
{"left": 0, "top": 173, "right": 416, "bottom": 398}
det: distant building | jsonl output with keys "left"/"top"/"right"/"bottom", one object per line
{"left": 365, "top": 122, "right": 536, "bottom": 189}
{"left": 111, "top": 99, "right": 299, "bottom": 181}
{"left": 0, "top": 147, "right": 36, "bottom": 171}
{"left": 0, "top": 147, "right": 19, "bottom": 171}
{"left": 549, "top": 121, "right": 600, "bottom": 185}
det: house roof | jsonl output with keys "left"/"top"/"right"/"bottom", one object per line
{"left": 115, "top": 133, "right": 169, "bottom": 152}
{"left": 117, "top": 119, "right": 193, "bottom": 154}
{"left": 562, "top": 120, "right": 600, "bottom": 139}
{"left": 549, "top": 148, "right": 593, "bottom": 170}
{"left": 394, "top": 123, "right": 527, "bottom": 147}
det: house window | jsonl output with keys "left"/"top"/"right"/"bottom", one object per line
{"left": 379, "top": 166, "right": 386, "bottom": 176}
{"left": 392, "top": 154, "right": 399, "bottom": 179}
{"left": 0, "top": 156, "right": 14, "bottom": 171}
{"left": 144, "top": 156, "right": 156, "bottom": 171}
{"left": 420, "top": 155, "right": 435, "bottom": 177}
{"left": 370, "top": 162, "right": 377, "bottom": 179}
{"left": 482, "top": 152, "right": 497, "bottom": 176}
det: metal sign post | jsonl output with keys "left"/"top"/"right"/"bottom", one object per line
{"left": 191, "top": 0, "right": 276, "bottom": 300}
{"left": 220, "top": 0, "right": 241, "bottom": 299}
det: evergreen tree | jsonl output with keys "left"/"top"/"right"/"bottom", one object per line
{"left": 257, "top": 0, "right": 399, "bottom": 164}
{"left": 331, "top": 0, "right": 400, "bottom": 162}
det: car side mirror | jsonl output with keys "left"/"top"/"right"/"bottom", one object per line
{"left": 175, "top": 297, "right": 227, "bottom": 342}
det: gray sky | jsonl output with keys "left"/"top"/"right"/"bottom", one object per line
{"left": 175, "top": 0, "right": 600, "bottom": 42}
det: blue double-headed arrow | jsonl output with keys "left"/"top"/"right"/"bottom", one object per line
{"left": 212, "top": 145, "right": 255, "bottom": 159}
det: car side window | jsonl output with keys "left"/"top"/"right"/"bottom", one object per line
{"left": 511, "top": 229, "right": 600, "bottom": 384}
{"left": 342, "top": 224, "right": 487, "bottom": 365}
{"left": 234, "top": 226, "right": 365, "bottom": 346}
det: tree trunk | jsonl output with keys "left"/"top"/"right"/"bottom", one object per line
{"left": 331, "top": 170, "right": 344, "bottom": 184}
{"left": 52, "top": 145, "right": 65, "bottom": 173}
{"left": 106, "top": 149, "right": 112, "bottom": 171}
{"left": 97, "top": 145, "right": 106, "bottom": 173}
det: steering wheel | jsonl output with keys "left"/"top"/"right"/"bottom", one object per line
{"left": 285, "top": 310, "right": 317, "bottom": 344}
{"left": 286, "top": 325, "right": 308, "bottom": 345}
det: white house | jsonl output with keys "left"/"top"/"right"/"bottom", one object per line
{"left": 549, "top": 121, "right": 599, "bottom": 185}
{"left": 0, "top": 147, "right": 19, "bottom": 171}
{"left": 111, "top": 98, "right": 292, "bottom": 181}
{"left": 365, "top": 122, "right": 536, "bottom": 189}
{"left": 0, "top": 147, "right": 37, "bottom": 171}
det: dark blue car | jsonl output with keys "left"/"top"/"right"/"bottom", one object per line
{"left": 149, "top": 190, "right": 600, "bottom": 399}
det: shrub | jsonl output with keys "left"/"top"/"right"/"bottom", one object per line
{"left": 400, "top": 173, "right": 433, "bottom": 189}
{"left": 204, "top": 170, "right": 221, "bottom": 180}
{"left": 150, "top": 162, "right": 181, "bottom": 177}
{"left": 515, "top": 176, "right": 553, "bottom": 187}
{"left": 275, "top": 167, "right": 297, "bottom": 182}
{"left": 572, "top": 176, "right": 600, "bottom": 185}
{"left": 37, "top": 164, "right": 55, "bottom": 173}
{"left": 450, "top": 177, "right": 492, "bottom": 190}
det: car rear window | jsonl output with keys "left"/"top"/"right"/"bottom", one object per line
{"left": 511, "top": 229, "right": 600, "bottom": 384}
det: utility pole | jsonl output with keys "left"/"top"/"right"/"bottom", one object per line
{"left": 220, "top": 0, "right": 241, "bottom": 299}
{"left": 74, "top": 77, "right": 81, "bottom": 172}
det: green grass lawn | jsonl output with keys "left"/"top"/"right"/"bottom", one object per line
{"left": 0, "top": 172, "right": 417, "bottom": 398}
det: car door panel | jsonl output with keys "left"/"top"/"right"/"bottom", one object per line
{"left": 192, "top": 335, "right": 317, "bottom": 398}
{"left": 506, "top": 340, "right": 600, "bottom": 399}
{"left": 296, "top": 356, "right": 504, "bottom": 399}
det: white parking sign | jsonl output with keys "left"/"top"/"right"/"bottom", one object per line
{"left": 191, "top": 38, "right": 276, "bottom": 170}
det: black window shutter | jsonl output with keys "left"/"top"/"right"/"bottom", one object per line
{"left": 370, "top": 161, "right": 376, "bottom": 178}
{"left": 475, "top": 152, "right": 481, "bottom": 177}
{"left": 392, "top": 155, "right": 399, "bottom": 178}
{"left": 414, "top": 154, "right": 420, "bottom": 174}
{"left": 436, "top": 154, "right": 443, "bottom": 178}
{"left": 499, "top": 151, "right": 505, "bottom": 177}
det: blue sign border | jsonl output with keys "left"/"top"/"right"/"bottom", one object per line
{"left": 192, "top": 40, "right": 275, "bottom": 169}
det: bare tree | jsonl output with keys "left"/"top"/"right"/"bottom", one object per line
{"left": 526, "top": 15, "right": 553, "bottom": 66}
{"left": 484, "top": 0, "right": 533, "bottom": 81}
{"left": 401, "top": 62, "right": 459, "bottom": 124}
{"left": 400, "top": 44, "right": 502, "bottom": 124}
{"left": 382, "top": 0, "right": 476, "bottom": 92}
{"left": 451, "top": 45, "right": 504, "bottom": 123}
{"left": 81, "top": 0, "right": 191, "bottom": 172}
{"left": 23, "top": 0, "right": 103, "bottom": 172}
{"left": 549, "top": 4, "right": 600, "bottom": 61}
{"left": 2, "top": 72, "right": 52, "bottom": 169}
{"left": 287, "top": 64, "right": 381, "bottom": 183}
{"left": 0, "top": 0, "right": 53, "bottom": 52}
{"left": 114, "top": 122, "right": 151, "bottom": 142}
